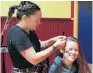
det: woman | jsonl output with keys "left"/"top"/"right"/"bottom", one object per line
{"left": 49, "top": 37, "right": 91, "bottom": 73}
{"left": 7, "top": 1, "right": 66, "bottom": 73}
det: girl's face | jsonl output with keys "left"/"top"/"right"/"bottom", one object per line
{"left": 63, "top": 41, "right": 79, "bottom": 62}
{"left": 26, "top": 10, "right": 42, "bottom": 30}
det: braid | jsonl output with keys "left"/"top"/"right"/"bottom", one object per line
{"left": 6, "top": 5, "right": 18, "bottom": 25}
{"left": 0, "top": 5, "right": 18, "bottom": 37}
{"left": 17, "top": 1, "right": 40, "bottom": 20}
{"left": 8, "top": 5, "right": 18, "bottom": 17}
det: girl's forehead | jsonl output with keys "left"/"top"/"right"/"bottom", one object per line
{"left": 66, "top": 41, "right": 79, "bottom": 49}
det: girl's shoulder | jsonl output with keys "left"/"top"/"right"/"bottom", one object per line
{"left": 54, "top": 56, "right": 62, "bottom": 66}
{"left": 48, "top": 56, "right": 62, "bottom": 73}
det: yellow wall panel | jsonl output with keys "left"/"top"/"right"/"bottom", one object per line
{"left": 1, "top": 1, "right": 71, "bottom": 18}
{"left": 34, "top": 1, "right": 71, "bottom": 18}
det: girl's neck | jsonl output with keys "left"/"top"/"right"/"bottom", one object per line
{"left": 63, "top": 58, "right": 73, "bottom": 69}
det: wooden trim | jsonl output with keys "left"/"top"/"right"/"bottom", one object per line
{"left": 71, "top": 1, "right": 74, "bottom": 18}
{"left": 73, "top": 1, "right": 78, "bottom": 38}
{"left": 1, "top": 16, "right": 73, "bottom": 21}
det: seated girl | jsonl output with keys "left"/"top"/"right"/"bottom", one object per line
{"left": 49, "top": 37, "right": 91, "bottom": 73}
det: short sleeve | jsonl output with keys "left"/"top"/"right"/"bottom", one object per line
{"left": 11, "top": 29, "right": 32, "bottom": 52}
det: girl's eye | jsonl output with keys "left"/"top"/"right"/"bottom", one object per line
{"left": 75, "top": 49, "right": 79, "bottom": 52}
{"left": 69, "top": 48, "right": 73, "bottom": 51}
{"left": 69, "top": 48, "right": 79, "bottom": 52}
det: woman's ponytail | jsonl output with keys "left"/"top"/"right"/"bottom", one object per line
{"left": 0, "top": 5, "right": 18, "bottom": 37}
{"left": 8, "top": 5, "right": 18, "bottom": 18}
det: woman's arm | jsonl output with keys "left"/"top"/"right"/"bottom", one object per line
{"left": 21, "top": 46, "right": 54, "bottom": 65}
{"left": 39, "top": 39, "right": 55, "bottom": 49}
{"left": 20, "top": 39, "right": 66, "bottom": 65}
{"left": 40, "top": 36, "right": 66, "bottom": 48}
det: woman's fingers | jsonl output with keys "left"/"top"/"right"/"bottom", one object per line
{"left": 53, "top": 39, "right": 66, "bottom": 50}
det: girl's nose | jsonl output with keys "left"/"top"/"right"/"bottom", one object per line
{"left": 71, "top": 50, "right": 76, "bottom": 54}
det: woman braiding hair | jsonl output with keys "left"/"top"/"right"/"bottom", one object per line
{"left": 6, "top": 1, "right": 66, "bottom": 73}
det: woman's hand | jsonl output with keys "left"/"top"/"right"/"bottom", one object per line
{"left": 52, "top": 36, "right": 66, "bottom": 42}
{"left": 40, "top": 36, "right": 66, "bottom": 48}
{"left": 53, "top": 39, "right": 66, "bottom": 50}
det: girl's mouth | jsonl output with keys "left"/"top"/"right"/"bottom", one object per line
{"left": 70, "top": 54, "right": 77, "bottom": 59}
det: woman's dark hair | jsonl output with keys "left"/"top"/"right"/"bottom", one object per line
{"left": 1, "top": 1, "right": 40, "bottom": 37}
{"left": 59, "top": 37, "right": 91, "bottom": 73}
{"left": 7, "top": 1, "right": 40, "bottom": 22}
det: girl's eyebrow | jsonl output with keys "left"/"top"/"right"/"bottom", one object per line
{"left": 69, "top": 48, "right": 79, "bottom": 50}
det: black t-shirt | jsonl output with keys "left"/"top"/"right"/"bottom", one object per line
{"left": 7, "top": 25, "right": 41, "bottom": 69}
